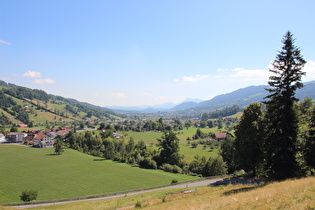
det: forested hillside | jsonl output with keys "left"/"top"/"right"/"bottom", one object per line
{"left": 0, "top": 80, "right": 120, "bottom": 127}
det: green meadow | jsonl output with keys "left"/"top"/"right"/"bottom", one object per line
{"left": 0, "top": 145, "right": 193, "bottom": 204}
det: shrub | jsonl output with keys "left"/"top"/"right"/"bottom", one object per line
{"left": 161, "top": 163, "right": 173, "bottom": 172}
{"left": 171, "top": 179, "right": 178, "bottom": 184}
{"left": 135, "top": 201, "right": 142, "bottom": 208}
{"left": 172, "top": 165, "right": 182, "bottom": 173}
{"left": 20, "top": 190, "right": 38, "bottom": 202}
{"left": 139, "top": 158, "right": 157, "bottom": 169}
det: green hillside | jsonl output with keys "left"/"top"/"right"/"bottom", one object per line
{"left": 0, "top": 80, "right": 120, "bottom": 127}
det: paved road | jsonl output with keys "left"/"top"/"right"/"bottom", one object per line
{"left": 13, "top": 178, "right": 227, "bottom": 209}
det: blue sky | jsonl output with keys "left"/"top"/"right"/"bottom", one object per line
{"left": 1, "top": 0, "right": 315, "bottom": 106}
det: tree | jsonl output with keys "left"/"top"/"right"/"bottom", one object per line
{"left": 20, "top": 190, "right": 38, "bottom": 202}
{"left": 202, "top": 155, "right": 227, "bottom": 176}
{"left": 305, "top": 106, "right": 315, "bottom": 169}
{"left": 234, "top": 103, "right": 264, "bottom": 176}
{"left": 157, "top": 130, "right": 182, "bottom": 166}
{"left": 264, "top": 31, "right": 306, "bottom": 180}
{"left": 220, "top": 135, "right": 236, "bottom": 173}
{"left": 54, "top": 136, "right": 64, "bottom": 155}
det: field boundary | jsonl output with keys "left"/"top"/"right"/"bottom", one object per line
{"left": 1, "top": 176, "right": 227, "bottom": 207}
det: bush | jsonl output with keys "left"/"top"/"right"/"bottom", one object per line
{"left": 139, "top": 158, "right": 157, "bottom": 169}
{"left": 161, "top": 163, "right": 174, "bottom": 172}
{"left": 20, "top": 190, "right": 38, "bottom": 202}
{"left": 172, "top": 165, "right": 182, "bottom": 173}
{"left": 135, "top": 201, "right": 142, "bottom": 208}
{"left": 171, "top": 179, "right": 178, "bottom": 184}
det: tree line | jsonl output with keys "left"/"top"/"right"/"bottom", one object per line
{"left": 60, "top": 129, "right": 227, "bottom": 177}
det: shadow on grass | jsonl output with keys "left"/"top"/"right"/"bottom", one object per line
{"left": 211, "top": 177, "right": 268, "bottom": 196}
{"left": 46, "top": 153, "right": 59, "bottom": 156}
{"left": 93, "top": 158, "right": 106, "bottom": 161}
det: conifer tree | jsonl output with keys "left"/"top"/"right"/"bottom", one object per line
{"left": 264, "top": 31, "right": 306, "bottom": 180}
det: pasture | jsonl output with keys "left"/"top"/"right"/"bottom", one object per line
{"left": 0, "top": 145, "right": 193, "bottom": 204}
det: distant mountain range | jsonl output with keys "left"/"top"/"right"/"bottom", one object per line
{"left": 107, "top": 80, "right": 315, "bottom": 113}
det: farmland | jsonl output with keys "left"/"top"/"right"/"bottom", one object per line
{"left": 0, "top": 145, "right": 194, "bottom": 204}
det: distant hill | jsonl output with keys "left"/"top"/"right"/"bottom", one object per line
{"left": 106, "top": 102, "right": 177, "bottom": 113}
{"left": 178, "top": 80, "right": 315, "bottom": 113}
{"left": 0, "top": 80, "right": 120, "bottom": 126}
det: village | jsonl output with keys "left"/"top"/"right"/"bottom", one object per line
{"left": 0, "top": 127, "right": 71, "bottom": 147}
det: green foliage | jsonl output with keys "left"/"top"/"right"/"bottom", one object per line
{"left": 171, "top": 179, "right": 178, "bottom": 184}
{"left": 139, "top": 158, "right": 157, "bottom": 169}
{"left": 135, "top": 201, "right": 142, "bottom": 208}
{"left": 20, "top": 190, "right": 38, "bottom": 202}
{"left": 157, "top": 130, "right": 182, "bottom": 166}
{"left": 201, "top": 105, "right": 242, "bottom": 121}
{"left": 234, "top": 103, "right": 264, "bottom": 176}
{"left": 54, "top": 137, "right": 64, "bottom": 155}
{"left": 220, "top": 135, "right": 236, "bottom": 173}
{"left": 202, "top": 155, "right": 227, "bottom": 176}
{"left": 264, "top": 31, "right": 306, "bottom": 180}
{"left": 305, "top": 105, "right": 315, "bottom": 169}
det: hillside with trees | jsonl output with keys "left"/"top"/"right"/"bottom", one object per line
{"left": 0, "top": 81, "right": 121, "bottom": 127}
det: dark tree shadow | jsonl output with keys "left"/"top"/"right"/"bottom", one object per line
{"left": 46, "top": 153, "right": 59, "bottom": 156}
{"left": 210, "top": 177, "right": 268, "bottom": 196}
{"left": 93, "top": 158, "right": 106, "bottom": 161}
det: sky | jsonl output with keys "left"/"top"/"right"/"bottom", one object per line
{"left": 1, "top": 0, "right": 315, "bottom": 107}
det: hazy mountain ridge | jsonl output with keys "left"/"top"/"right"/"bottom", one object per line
{"left": 108, "top": 80, "right": 315, "bottom": 114}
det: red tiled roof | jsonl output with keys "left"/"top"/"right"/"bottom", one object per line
{"left": 33, "top": 134, "right": 47, "bottom": 140}
{"left": 214, "top": 133, "right": 228, "bottom": 139}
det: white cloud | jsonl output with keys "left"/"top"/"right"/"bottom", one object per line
{"left": 0, "top": 40, "right": 11, "bottom": 45}
{"left": 34, "top": 78, "right": 55, "bottom": 84}
{"left": 111, "top": 93, "right": 125, "bottom": 98}
{"left": 158, "top": 96, "right": 168, "bottom": 101}
{"left": 143, "top": 93, "right": 153, "bottom": 97}
{"left": 182, "top": 74, "right": 209, "bottom": 82}
{"left": 174, "top": 78, "right": 180, "bottom": 82}
{"left": 23, "top": 71, "right": 42, "bottom": 78}
{"left": 303, "top": 60, "right": 315, "bottom": 81}
{"left": 230, "top": 68, "right": 269, "bottom": 81}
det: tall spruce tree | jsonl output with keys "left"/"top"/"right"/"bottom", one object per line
{"left": 264, "top": 31, "right": 306, "bottom": 180}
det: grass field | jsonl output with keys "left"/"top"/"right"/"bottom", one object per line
{"left": 0, "top": 145, "right": 194, "bottom": 204}
{"left": 18, "top": 176, "right": 315, "bottom": 209}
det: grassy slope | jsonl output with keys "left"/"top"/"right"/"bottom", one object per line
{"left": 0, "top": 145, "right": 193, "bottom": 204}
{"left": 24, "top": 176, "right": 315, "bottom": 210}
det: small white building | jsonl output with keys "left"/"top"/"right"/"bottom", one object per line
{"left": 6, "top": 132, "right": 25, "bottom": 143}
{"left": 0, "top": 133, "right": 6, "bottom": 142}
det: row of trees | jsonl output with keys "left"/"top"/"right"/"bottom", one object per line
{"left": 221, "top": 31, "right": 314, "bottom": 180}
{"left": 60, "top": 129, "right": 227, "bottom": 176}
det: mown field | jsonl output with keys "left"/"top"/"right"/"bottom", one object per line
{"left": 17, "top": 176, "right": 315, "bottom": 210}
{"left": 0, "top": 145, "right": 194, "bottom": 204}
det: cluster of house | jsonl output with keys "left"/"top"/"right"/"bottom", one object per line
{"left": 0, "top": 127, "right": 71, "bottom": 148}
